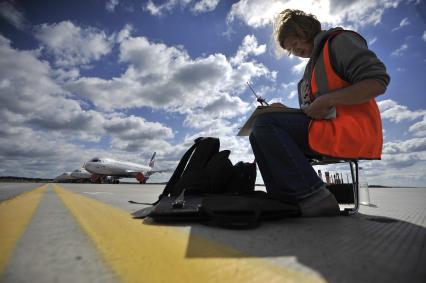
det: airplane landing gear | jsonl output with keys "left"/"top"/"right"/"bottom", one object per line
{"left": 136, "top": 172, "right": 146, "bottom": 184}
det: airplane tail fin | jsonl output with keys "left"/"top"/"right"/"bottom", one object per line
{"left": 148, "top": 152, "right": 156, "bottom": 168}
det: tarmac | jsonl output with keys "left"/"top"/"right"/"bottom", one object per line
{"left": 0, "top": 182, "right": 425, "bottom": 283}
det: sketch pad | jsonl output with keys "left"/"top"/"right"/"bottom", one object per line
{"left": 237, "top": 106, "right": 303, "bottom": 136}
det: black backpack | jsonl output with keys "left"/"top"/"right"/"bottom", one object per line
{"left": 166, "top": 137, "right": 234, "bottom": 196}
{"left": 132, "top": 137, "right": 299, "bottom": 228}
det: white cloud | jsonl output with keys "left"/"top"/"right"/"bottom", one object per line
{"left": 409, "top": 116, "right": 426, "bottom": 137}
{"left": 423, "top": 31, "right": 426, "bottom": 42}
{"left": 400, "top": 17, "right": 410, "bottom": 26}
{"left": 381, "top": 151, "right": 426, "bottom": 169}
{"left": 119, "top": 35, "right": 187, "bottom": 76}
{"left": 378, "top": 99, "right": 426, "bottom": 123}
{"left": 0, "top": 33, "right": 177, "bottom": 177}
{"left": 366, "top": 153, "right": 426, "bottom": 184}
{"left": 52, "top": 67, "right": 80, "bottom": 82}
{"left": 0, "top": 34, "right": 62, "bottom": 113}
{"left": 104, "top": 115, "right": 175, "bottom": 152}
{"left": 292, "top": 58, "right": 308, "bottom": 74}
{"left": 144, "top": 0, "right": 178, "bottom": 16}
{"left": 288, "top": 90, "right": 298, "bottom": 99}
{"left": 0, "top": 1, "right": 27, "bottom": 30}
{"left": 34, "top": 21, "right": 114, "bottom": 67}
{"left": 230, "top": 34, "right": 266, "bottom": 65}
{"left": 117, "top": 24, "right": 133, "bottom": 43}
{"left": 363, "top": 160, "right": 426, "bottom": 187}
{"left": 368, "top": 36, "right": 377, "bottom": 45}
{"left": 0, "top": 35, "right": 104, "bottom": 141}
{"left": 0, "top": 127, "right": 87, "bottom": 177}
{"left": 281, "top": 80, "right": 297, "bottom": 89}
{"left": 67, "top": 32, "right": 273, "bottom": 116}
{"left": 0, "top": 122, "right": 175, "bottom": 179}
{"left": 391, "top": 17, "right": 410, "bottom": 32}
{"left": 104, "top": 115, "right": 174, "bottom": 141}
{"left": 61, "top": 31, "right": 276, "bottom": 173}
{"left": 106, "top": 0, "right": 119, "bottom": 12}
{"left": 278, "top": 80, "right": 299, "bottom": 100}
{"left": 383, "top": 137, "right": 426, "bottom": 154}
{"left": 391, "top": 43, "right": 408, "bottom": 57}
{"left": 227, "top": 0, "right": 289, "bottom": 28}
{"left": 144, "top": 0, "right": 219, "bottom": 16}
{"left": 346, "top": 136, "right": 426, "bottom": 186}
{"left": 191, "top": 0, "right": 220, "bottom": 14}
{"left": 183, "top": 95, "right": 248, "bottom": 130}
{"left": 376, "top": 100, "right": 426, "bottom": 177}
{"left": 0, "top": 30, "right": 274, "bottom": 178}
{"left": 227, "top": 0, "right": 402, "bottom": 29}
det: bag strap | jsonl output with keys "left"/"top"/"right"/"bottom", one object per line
{"left": 128, "top": 139, "right": 201, "bottom": 206}
{"left": 162, "top": 137, "right": 206, "bottom": 196}
{"left": 130, "top": 137, "right": 219, "bottom": 206}
{"left": 128, "top": 200, "right": 154, "bottom": 205}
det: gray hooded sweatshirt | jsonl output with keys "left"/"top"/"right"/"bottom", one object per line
{"left": 297, "top": 27, "right": 390, "bottom": 115}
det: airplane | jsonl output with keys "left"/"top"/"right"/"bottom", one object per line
{"left": 54, "top": 168, "right": 92, "bottom": 183}
{"left": 84, "top": 152, "right": 163, "bottom": 184}
{"left": 53, "top": 172, "right": 76, "bottom": 182}
{"left": 70, "top": 168, "right": 92, "bottom": 179}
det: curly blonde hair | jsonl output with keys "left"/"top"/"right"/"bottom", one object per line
{"left": 273, "top": 9, "right": 321, "bottom": 53}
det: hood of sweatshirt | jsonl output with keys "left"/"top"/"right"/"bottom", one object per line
{"left": 297, "top": 27, "right": 344, "bottom": 107}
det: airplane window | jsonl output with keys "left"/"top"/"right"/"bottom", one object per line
{"left": 91, "top": 157, "right": 100, "bottom": 162}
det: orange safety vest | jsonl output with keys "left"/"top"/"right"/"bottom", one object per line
{"left": 308, "top": 31, "right": 383, "bottom": 159}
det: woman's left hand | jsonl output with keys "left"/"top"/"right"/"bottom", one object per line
{"left": 303, "top": 94, "right": 333, "bottom": 119}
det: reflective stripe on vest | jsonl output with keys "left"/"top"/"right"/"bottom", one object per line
{"left": 308, "top": 31, "right": 383, "bottom": 159}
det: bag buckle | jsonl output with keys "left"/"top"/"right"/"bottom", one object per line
{"left": 172, "top": 189, "right": 186, "bottom": 208}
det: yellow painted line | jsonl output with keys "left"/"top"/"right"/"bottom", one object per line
{"left": 0, "top": 184, "right": 48, "bottom": 275}
{"left": 53, "top": 185, "right": 325, "bottom": 283}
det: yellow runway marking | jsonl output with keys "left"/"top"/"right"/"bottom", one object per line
{"left": 54, "top": 185, "right": 324, "bottom": 283}
{"left": 0, "top": 184, "right": 48, "bottom": 275}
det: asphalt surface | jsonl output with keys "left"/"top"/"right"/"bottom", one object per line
{"left": 0, "top": 183, "right": 425, "bottom": 283}
{"left": 0, "top": 183, "right": 45, "bottom": 201}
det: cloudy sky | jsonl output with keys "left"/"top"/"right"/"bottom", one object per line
{"left": 0, "top": 0, "right": 425, "bottom": 186}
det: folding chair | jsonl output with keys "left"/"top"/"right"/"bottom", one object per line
{"left": 309, "top": 156, "right": 361, "bottom": 216}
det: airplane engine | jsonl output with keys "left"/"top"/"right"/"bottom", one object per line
{"left": 135, "top": 172, "right": 146, "bottom": 184}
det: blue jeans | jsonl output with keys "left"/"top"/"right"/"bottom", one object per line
{"left": 249, "top": 112, "right": 324, "bottom": 203}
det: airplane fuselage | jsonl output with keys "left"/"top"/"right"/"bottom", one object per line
{"left": 70, "top": 168, "right": 91, "bottom": 179}
{"left": 54, "top": 172, "right": 75, "bottom": 182}
{"left": 84, "top": 158, "right": 151, "bottom": 177}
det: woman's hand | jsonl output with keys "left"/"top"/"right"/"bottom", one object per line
{"left": 303, "top": 95, "right": 332, "bottom": 119}
{"left": 303, "top": 79, "right": 386, "bottom": 119}
{"left": 270, "top": 102, "right": 288, "bottom": 108}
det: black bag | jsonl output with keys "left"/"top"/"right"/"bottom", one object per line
{"left": 132, "top": 137, "right": 300, "bottom": 229}
{"left": 226, "top": 161, "right": 257, "bottom": 195}
{"left": 161, "top": 137, "right": 237, "bottom": 197}
{"left": 132, "top": 192, "right": 299, "bottom": 229}
{"left": 201, "top": 192, "right": 299, "bottom": 229}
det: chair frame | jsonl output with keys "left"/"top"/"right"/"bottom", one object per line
{"left": 309, "top": 158, "right": 360, "bottom": 215}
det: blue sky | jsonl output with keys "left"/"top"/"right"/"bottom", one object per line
{"left": 0, "top": 0, "right": 425, "bottom": 186}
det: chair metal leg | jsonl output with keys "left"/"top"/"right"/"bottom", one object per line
{"left": 343, "top": 160, "right": 359, "bottom": 215}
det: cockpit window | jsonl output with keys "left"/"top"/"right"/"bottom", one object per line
{"left": 90, "top": 157, "right": 100, "bottom": 162}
